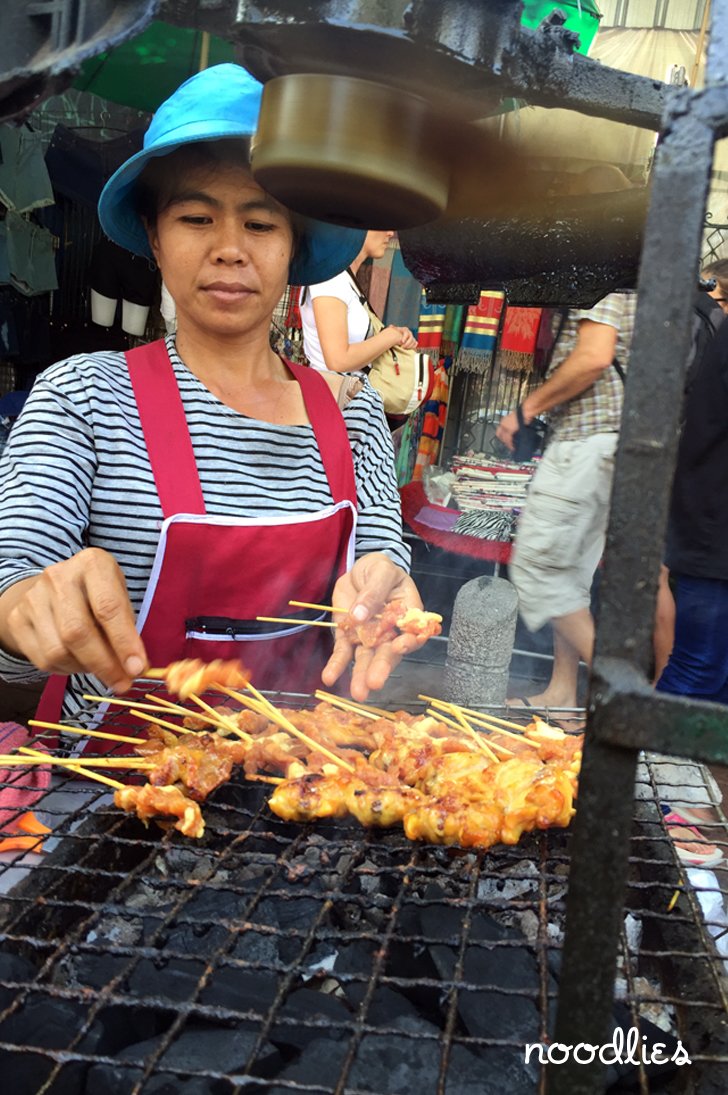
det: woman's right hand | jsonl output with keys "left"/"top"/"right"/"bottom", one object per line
{"left": 0, "top": 548, "right": 147, "bottom": 693}
{"left": 385, "top": 325, "right": 417, "bottom": 351}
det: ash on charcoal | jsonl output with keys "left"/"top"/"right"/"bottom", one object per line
{"left": 476, "top": 859, "right": 542, "bottom": 904}
{"left": 270, "top": 987, "right": 352, "bottom": 1050}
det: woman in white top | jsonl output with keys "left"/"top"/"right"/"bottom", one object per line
{"left": 300, "top": 230, "right": 417, "bottom": 374}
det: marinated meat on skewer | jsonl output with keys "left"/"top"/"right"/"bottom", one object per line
{"left": 147, "top": 658, "right": 250, "bottom": 701}
{"left": 137, "top": 733, "right": 249, "bottom": 800}
{"left": 337, "top": 600, "right": 442, "bottom": 649}
{"left": 114, "top": 784, "right": 205, "bottom": 838}
{"left": 268, "top": 771, "right": 425, "bottom": 827}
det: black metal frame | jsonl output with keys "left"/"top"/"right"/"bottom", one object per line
{"left": 551, "top": 1, "right": 728, "bottom": 1089}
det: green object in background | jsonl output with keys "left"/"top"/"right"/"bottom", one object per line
{"left": 520, "top": 0, "right": 602, "bottom": 55}
{"left": 74, "top": 21, "right": 234, "bottom": 114}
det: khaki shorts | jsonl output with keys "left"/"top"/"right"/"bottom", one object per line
{"left": 509, "top": 433, "right": 618, "bottom": 632}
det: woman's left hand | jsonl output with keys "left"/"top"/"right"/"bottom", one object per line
{"left": 321, "top": 553, "right": 427, "bottom": 701}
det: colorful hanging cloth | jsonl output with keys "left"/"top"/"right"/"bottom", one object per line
{"left": 455, "top": 291, "right": 504, "bottom": 375}
{"left": 416, "top": 290, "right": 446, "bottom": 357}
{"left": 441, "top": 303, "right": 465, "bottom": 357}
{"left": 496, "top": 305, "right": 543, "bottom": 373}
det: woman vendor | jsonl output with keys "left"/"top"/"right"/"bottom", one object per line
{"left": 0, "top": 64, "right": 425, "bottom": 722}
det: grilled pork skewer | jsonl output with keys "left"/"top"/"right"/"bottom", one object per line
{"left": 144, "top": 658, "right": 250, "bottom": 701}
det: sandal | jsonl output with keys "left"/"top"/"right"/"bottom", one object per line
{"left": 662, "top": 809, "right": 724, "bottom": 868}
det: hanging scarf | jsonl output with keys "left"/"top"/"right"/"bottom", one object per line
{"left": 455, "top": 291, "right": 504, "bottom": 375}
{"left": 496, "top": 305, "right": 543, "bottom": 373}
{"left": 416, "top": 290, "right": 446, "bottom": 356}
{"left": 441, "top": 303, "right": 465, "bottom": 357}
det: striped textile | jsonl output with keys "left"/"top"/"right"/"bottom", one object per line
{"left": 455, "top": 291, "right": 505, "bottom": 374}
{"left": 416, "top": 291, "right": 446, "bottom": 356}
{"left": 0, "top": 337, "right": 409, "bottom": 719}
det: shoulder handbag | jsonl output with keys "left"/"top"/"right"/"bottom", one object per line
{"left": 348, "top": 270, "right": 435, "bottom": 416}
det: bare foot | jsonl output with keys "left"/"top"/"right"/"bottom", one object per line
{"left": 664, "top": 811, "right": 722, "bottom": 865}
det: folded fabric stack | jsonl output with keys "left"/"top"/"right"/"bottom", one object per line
{"left": 450, "top": 453, "right": 535, "bottom": 541}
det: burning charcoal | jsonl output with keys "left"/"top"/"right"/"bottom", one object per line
{"left": 446, "top": 1044, "right": 539, "bottom": 1094}
{"left": 270, "top": 987, "right": 352, "bottom": 1050}
{"left": 265, "top": 1037, "right": 350, "bottom": 1092}
{"left": 198, "top": 966, "right": 279, "bottom": 1016}
{"left": 0, "top": 952, "right": 36, "bottom": 1010}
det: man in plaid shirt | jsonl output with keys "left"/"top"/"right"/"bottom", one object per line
{"left": 497, "top": 290, "right": 637, "bottom": 709}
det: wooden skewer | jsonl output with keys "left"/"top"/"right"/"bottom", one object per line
{"left": 130, "top": 710, "right": 195, "bottom": 736}
{"left": 424, "top": 711, "right": 515, "bottom": 759}
{"left": 216, "top": 684, "right": 355, "bottom": 774}
{"left": 28, "top": 718, "right": 144, "bottom": 744}
{"left": 289, "top": 599, "right": 348, "bottom": 614}
{"left": 188, "top": 694, "right": 252, "bottom": 742}
{"left": 314, "top": 690, "right": 396, "bottom": 721}
{"left": 30, "top": 719, "right": 145, "bottom": 746}
{"left": 14, "top": 747, "right": 126, "bottom": 789}
{"left": 419, "top": 695, "right": 538, "bottom": 736}
{"left": 13, "top": 749, "right": 153, "bottom": 769}
{"left": 256, "top": 616, "right": 337, "bottom": 628}
{"left": 246, "top": 773, "right": 283, "bottom": 785}
{"left": 425, "top": 709, "right": 503, "bottom": 762}
{"left": 81, "top": 694, "right": 194, "bottom": 720}
{"left": 452, "top": 709, "right": 501, "bottom": 763}
{"left": 143, "top": 668, "right": 167, "bottom": 680}
{"left": 456, "top": 710, "right": 541, "bottom": 748}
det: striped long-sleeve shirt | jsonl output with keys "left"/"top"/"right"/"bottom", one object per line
{"left": 0, "top": 338, "right": 409, "bottom": 718}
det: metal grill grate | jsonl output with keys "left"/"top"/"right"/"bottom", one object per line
{"left": 0, "top": 691, "right": 726, "bottom": 1093}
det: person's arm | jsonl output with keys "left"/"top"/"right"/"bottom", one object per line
{"left": 0, "top": 369, "right": 147, "bottom": 692}
{"left": 496, "top": 319, "right": 619, "bottom": 451}
{"left": 312, "top": 295, "right": 416, "bottom": 373}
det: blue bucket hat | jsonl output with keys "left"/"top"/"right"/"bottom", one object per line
{"left": 98, "top": 64, "right": 365, "bottom": 285}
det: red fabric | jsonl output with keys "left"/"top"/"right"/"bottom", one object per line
{"left": 126, "top": 340, "right": 205, "bottom": 517}
{"left": 0, "top": 723, "right": 50, "bottom": 831}
{"left": 400, "top": 481, "right": 512, "bottom": 563}
{"left": 499, "top": 307, "right": 542, "bottom": 354}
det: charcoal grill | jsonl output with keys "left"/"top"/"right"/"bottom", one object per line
{"left": 0, "top": 691, "right": 727, "bottom": 1094}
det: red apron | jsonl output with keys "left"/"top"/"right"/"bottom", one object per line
{"left": 36, "top": 339, "right": 357, "bottom": 727}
